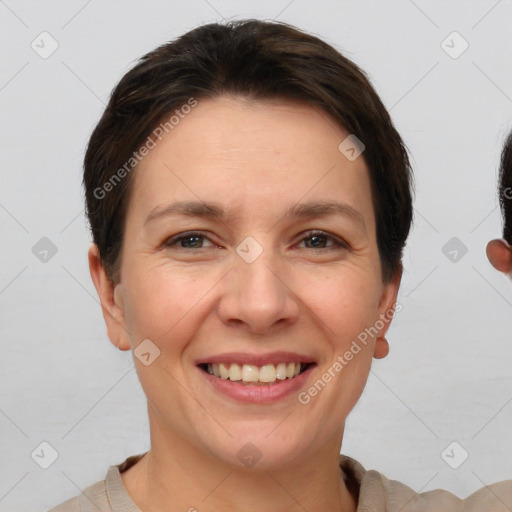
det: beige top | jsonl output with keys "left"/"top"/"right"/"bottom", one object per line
{"left": 48, "top": 452, "right": 512, "bottom": 512}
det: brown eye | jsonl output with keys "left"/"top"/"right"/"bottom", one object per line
{"left": 297, "top": 231, "right": 349, "bottom": 250}
{"left": 163, "top": 232, "right": 214, "bottom": 249}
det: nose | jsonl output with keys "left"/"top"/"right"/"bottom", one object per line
{"left": 217, "top": 249, "right": 301, "bottom": 334}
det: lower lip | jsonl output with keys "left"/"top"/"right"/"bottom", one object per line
{"left": 199, "top": 365, "right": 315, "bottom": 404}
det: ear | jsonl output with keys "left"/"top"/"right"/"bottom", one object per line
{"left": 486, "top": 239, "right": 512, "bottom": 274}
{"left": 88, "top": 244, "right": 131, "bottom": 351}
{"left": 373, "top": 267, "right": 402, "bottom": 360}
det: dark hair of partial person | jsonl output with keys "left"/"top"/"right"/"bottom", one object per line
{"left": 499, "top": 131, "right": 512, "bottom": 244}
{"left": 83, "top": 18, "right": 414, "bottom": 284}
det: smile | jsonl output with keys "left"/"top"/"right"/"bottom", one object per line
{"left": 199, "top": 362, "right": 312, "bottom": 385}
{"left": 195, "top": 352, "right": 317, "bottom": 402}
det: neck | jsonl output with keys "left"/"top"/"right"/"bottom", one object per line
{"left": 121, "top": 407, "right": 357, "bottom": 512}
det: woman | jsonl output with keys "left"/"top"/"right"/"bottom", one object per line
{"left": 49, "top": 19, "right": 512, "bottom": 512}
{"left": 487, "top": 131, "right": 512, "bottom": 277}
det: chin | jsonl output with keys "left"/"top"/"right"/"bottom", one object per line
{"left": 203, "top": 425, "right": 314, "bottom": 471}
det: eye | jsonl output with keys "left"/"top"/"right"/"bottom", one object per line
{"left": 163, "top": 232, "right": 215, "bottom": 249}
{"left": 296, "top": 230, "right": 349, "bottom": 250}
{"left": 161, "top": 230, "right": 349, "bottom": 252}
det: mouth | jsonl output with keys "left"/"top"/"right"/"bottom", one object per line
{"left": 195, "top": 352, "right": 317, "bottom": 403}
{"left": 198, "top": 362, "right": 315, "bottom": 385}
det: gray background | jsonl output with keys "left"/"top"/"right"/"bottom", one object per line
{"left": 1, "top": 0, "right": 511, "bottom": 510}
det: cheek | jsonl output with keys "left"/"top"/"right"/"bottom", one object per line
{"left": 122, "top": 264, "right": 218, "bottom": 346}
{"left": 301, "top": 268, "right": 380, "bottom": 342}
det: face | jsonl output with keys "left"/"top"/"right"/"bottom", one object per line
{"left": 90, "top": 96, "right": 399, "bottom": 470}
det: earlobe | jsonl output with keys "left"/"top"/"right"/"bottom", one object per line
{"left": 374, "top": 336, "right": 389, "bottom": 359}
{"left": 487, "top": 239, "right": 512, "bottom": 274}
{"left": 373, "top": 268, "right": 401, "bottom": 360}
{"left": 88, "top": 244, "right": 131, "bottom": 351}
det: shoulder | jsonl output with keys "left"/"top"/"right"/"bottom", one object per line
{"left": 47, "top": 496, "right": 80, "bottom": 512}
{"left": 340, "top": 455, "right": 512, "bottom": 512}
{"left": 46, "top": 452, "right": 146, "bottom": 512}
{"left": 46, "top": 479, "right": 107, "bottom": 512}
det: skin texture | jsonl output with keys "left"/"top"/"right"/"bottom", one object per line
{"left": 88, "top": 96, "right": 401, "bottom": 511}
{"left": 487, "top": 238, "right": 512, "bottom": 277}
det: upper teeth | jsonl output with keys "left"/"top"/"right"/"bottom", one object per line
{"left": 207, "top": 363, "right": 303, "bottom": 383}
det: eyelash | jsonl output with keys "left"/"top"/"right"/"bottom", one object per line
{"left": 162, "top": 230, "right": 350, "bottom": 251}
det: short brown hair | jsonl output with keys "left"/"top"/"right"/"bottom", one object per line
{"left": 83, "top": 19, "right": 414, "bottom": 284}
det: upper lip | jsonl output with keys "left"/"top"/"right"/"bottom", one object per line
{"left": 195, "top": 351, "right": 316, "bottom": 367}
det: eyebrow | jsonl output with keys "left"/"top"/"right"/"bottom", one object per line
{"left": 144, "top": 200, "right": 366, "bottom": 230}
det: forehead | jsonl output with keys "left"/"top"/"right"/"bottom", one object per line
{"left": 128, "top": 96, "right": 374, "bottom": 227}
